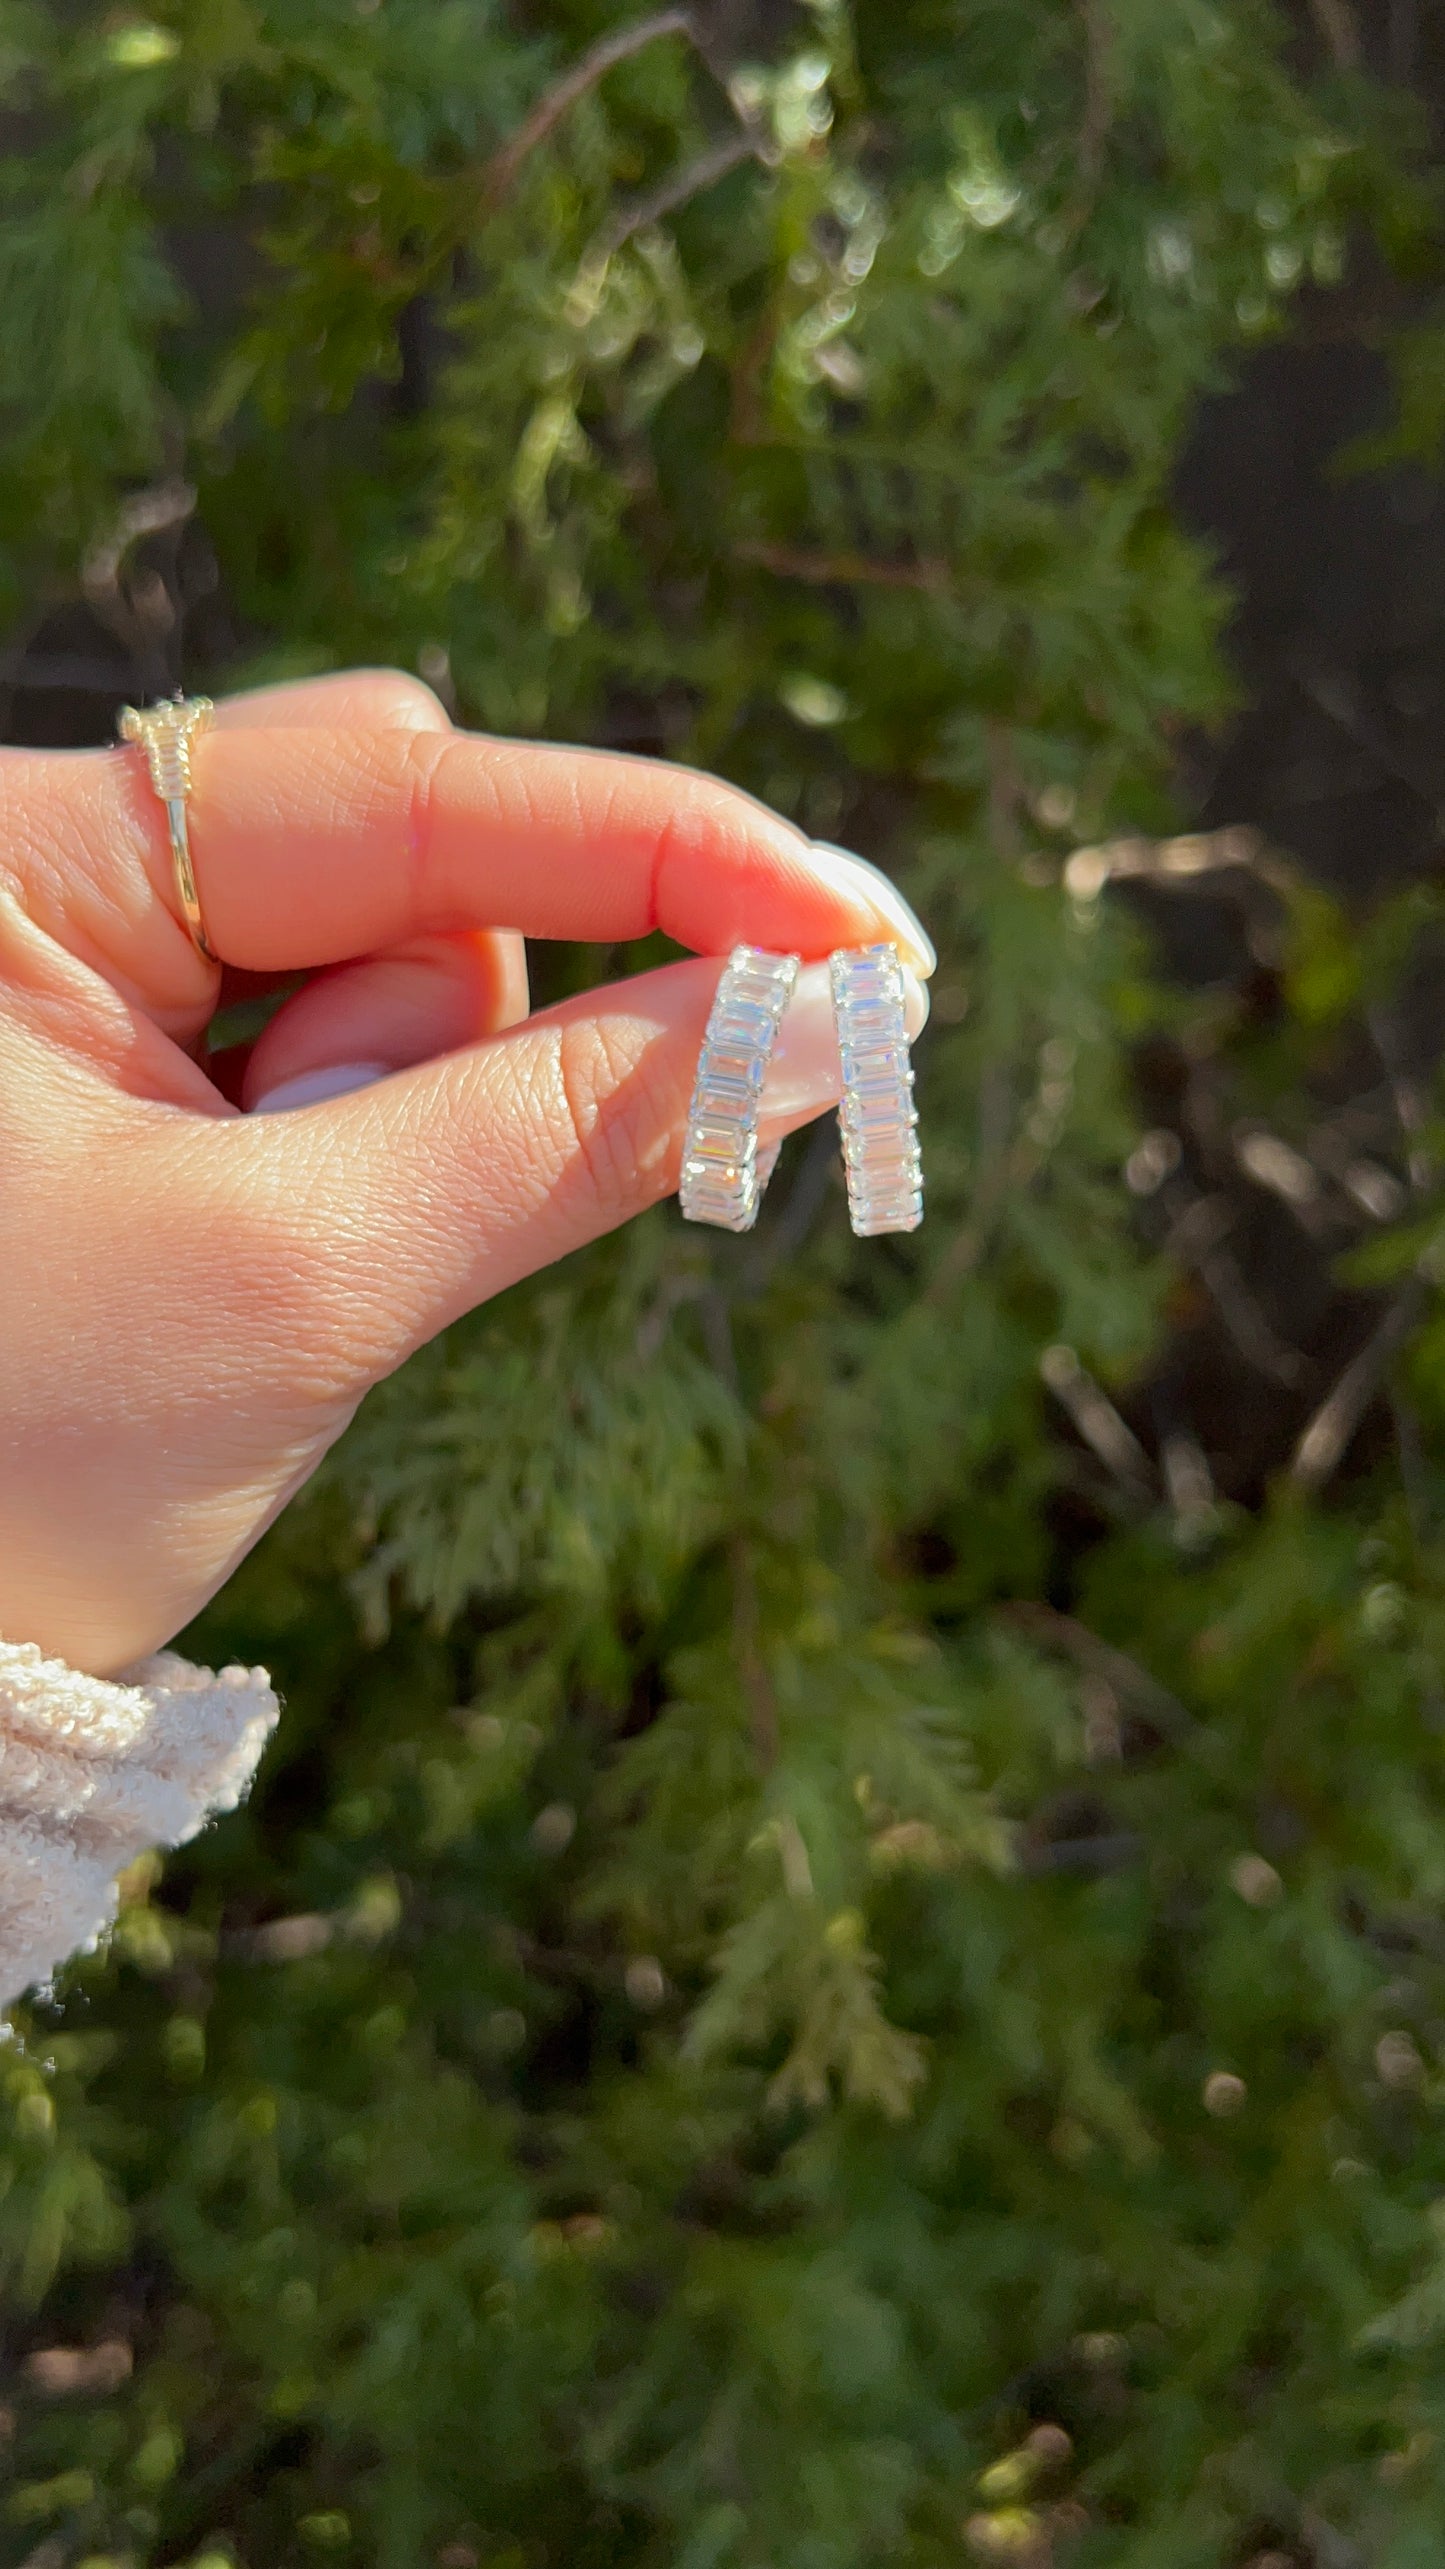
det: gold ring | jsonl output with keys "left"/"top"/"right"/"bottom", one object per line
{"left": 117, "top": 694, "right": 216, "bottom": 961}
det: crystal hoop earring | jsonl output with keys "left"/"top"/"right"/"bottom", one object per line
{"left": 830, "top": 943, "right": 924, "bottom": 1235}
{"left": 680, "top": 946, "right": 800, "bottom": 1232}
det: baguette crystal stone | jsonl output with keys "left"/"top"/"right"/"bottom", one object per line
{"left": 830, "top": 942, "right": 924, "bottom": 1235}
{"left": 116, "top": 694, "right": 216, "bottom": 959}
{"left": 680, "top": 945, "right": 800, "bottom": 1231}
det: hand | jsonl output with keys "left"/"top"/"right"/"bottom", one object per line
{"left": 0, "top": 669, "right": 932, "bottom": 1673}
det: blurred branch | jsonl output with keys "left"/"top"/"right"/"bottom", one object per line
{"left": 1055, "top": 0, "right": 1115, "bottom": 239}
{"left": 1295, "top": 652, "right": 1443, "bottom": 803}
{"left": 985, "top": 716, "right": 1026, "bottom": 852}
{"left": 1389, "top": 1392, "right": 1445, "bottom": 1722}
{"left": 81, "top": 478, "right": 195, "bottom": 618}
{"left": 62, "top": 478, "right": 198, "bottom": 708}
{"left": 1305, "top": 1120, "right": 1408, "bottom": 1225}
{"left": 1368, "top": 1004, "right": 1434, "bottom": 1195}
{"left": 700, "top": 1283, "right": 741, "bottom": 1395}
{"left": 598, "top": 126, "right": 760, "bottom": 256}
{"left": 1291, "top": 1281, "right": 1427, "bottom": 1491}
{"left": 475, "top": 4, "right": 766, "bottom": 273}
{"left": 1233, "top": 1126, "right": 1325, "bottom": 1230}
{"left": 925, "top": 1062, "right": 1027, "bottom": 1302}
{"left": 1165, "top": 1191, "right": 1311, "bottom": 1387}
{"left": 1076, "top": 0, "right": 1113, "bottom": 182}
{"left": 730, "top": 304, "right": 780, "bottom": 444}
{"left": 742, "top": 1118, "right": 841, "bottom": 1290}
{"left": 1196, "top": 1248, "right": 1308, "bottom": 1386}
{"left": 732, "top": 1538, "right": 777, "bottom": 1770}
{"left": 1391, "top": 1387, "right": 1432, "bottom": 1547}
{"left": 1039, "top": 1344, "right": 1156, "bottom": 1497}
{"left": 479, "top": 8, "right": 695, "bottom": 206}
{"left": 921, "top": 737, "right": 1037, "bottom": 1298}
{"left": 0, "top": 479, "right": 201, "bottom": 747}
{"left": 1300, "top": 2511, "right": 1366, "bottom": 2569}
{"left": 999, "top": 1602, "right": 1204, "bottom": 1751}
{"left": 1063, "top": 824, "right": 1293, "bottom": 903}
{"left": 1307, "top": 0, "right": 1360, "bottom": 67}
{"left": 734, "top": 540, "right": 947, "bottom": 593}
{"left": 924, "top": 1077, "right": 1016, "bottom": 1297}
{"left": 634, "top": 1267, "right": 706, "bottom": 1360}
{"left": 1159, "top": 1425, "right": 1217, "bottom": 1544}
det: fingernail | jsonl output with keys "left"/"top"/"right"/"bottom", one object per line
{"left": 249, "top": 1061, "right": 391, "bottom": 1114}
{"left": 805, "top": 843, "right": 937, "bottom": 977}
{"left": 759, "top": 961, "right": 929, "bottom": 1126}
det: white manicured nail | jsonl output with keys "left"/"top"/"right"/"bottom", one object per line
{"left": 758, "top": 960, "right": 929, "bottom": 1128}
{"left": 249, "top": 1061, "right": 391, "bottom": 1114}
{"left": 805, "top": 843, "right": 937, "bottom": 977}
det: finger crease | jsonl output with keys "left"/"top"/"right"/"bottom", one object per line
{"left": 554, "top": 1025, "right": 629, "bottom": 1221}
{"left": 648, "top": 800, "right": 689, "bottom": 940}
{"left": 403, "top": 730, "right": 444, "bottom": 919}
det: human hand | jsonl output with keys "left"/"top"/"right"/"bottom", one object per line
{"left": 0, "top": 668, "right": 931, "bottom": 1674}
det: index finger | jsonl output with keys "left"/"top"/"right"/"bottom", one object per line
{"left": 33, "top": 725, "right": 933, "bottom": 976}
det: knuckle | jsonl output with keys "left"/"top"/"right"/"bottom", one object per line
{"left": 352, "top": 667, "right": 452, "bottom": 732}
{"left": 550, "top": 1015, "right": 673, "bottom": 1223}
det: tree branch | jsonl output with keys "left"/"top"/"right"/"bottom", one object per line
{"left": 998, "top": 1602, "right": 1206, "bottom": 1755}
{"left": 1054, "top": 0, "right": 1115, "bottom": 242}
{"left": 1062, "top": 825, "right": 1292, "bottom": 904}
{"left": 1307, "top": 0, "right": 1361, "bottom": 67}
{"left": 732, "top": 1538, "right": 777, "bottom": 1771}
{"left": 741, "top": 1118, "right": 841, "bottom": 1291}
{"left": 1197, "top": 1245, "right": 1310, "bottom": 1388}
{"left": 1076, "top": 0, "right": 1114, "bottom": 186}
{"left": 81, "top": 478, "right": 196, "bottom": 611}
{"left": 1368, "top": 1003, "right": 1434, "bottom": 1195}
{"left": 1039, "top": 1343, "right": 1155, "bottom": 1496}
{"left": 733, "top": 539, "right": 948, "bottom": 594}
{"left": 597, "top": 126, "right": 759, "bottom": 256}
{"left": 479, "top": 7, "right": 695, "bottom": 209}
{"left": 1291, "top": 1280, "right": 1428, "bottom": 1492}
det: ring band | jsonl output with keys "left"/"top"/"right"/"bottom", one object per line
{"left": 117, "top": 694, "right": 216, "bottom": 961}
{"left": 680, "top": 945, "right": 800, "bottom": 1231}
{"left": 830, "top": 943, "right": 924, "bottom": 1235}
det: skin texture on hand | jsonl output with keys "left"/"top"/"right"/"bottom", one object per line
{"left": 0, "top": 670, "right": 931, "bottom": 1674}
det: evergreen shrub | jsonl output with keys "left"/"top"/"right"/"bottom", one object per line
{"left": 4, "top": 4, "right": 1445, "bottom": 2564}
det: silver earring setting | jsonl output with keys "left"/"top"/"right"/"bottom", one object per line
{"left": 681, "top": 939, "right": 923, "bottom": 1237}
{"left": 680, "top": 945, "right": 800, "bottom": 1232}
{"left": 830, "top": 943, "right": 924, "bottom": 1235}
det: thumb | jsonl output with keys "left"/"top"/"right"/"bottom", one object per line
{"left": 231, "top": 955, "right": 927, "bottom": 1382}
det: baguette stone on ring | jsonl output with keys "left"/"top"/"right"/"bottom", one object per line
{"left": 680, "top": 945, "right": 800, "bottom": 1232}
{"left": 117, "top": 693, "right": 216, "bottom": 961}
{"left": 830, "top": 942, "right": 924, "bottom": 1235}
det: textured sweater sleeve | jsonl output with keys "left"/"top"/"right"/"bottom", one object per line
{"left": 0, "top": 1640, "right": 279, "bottom": 2008}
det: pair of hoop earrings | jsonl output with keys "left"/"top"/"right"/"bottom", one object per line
{"left": 680, "top": 943, "right": 924, "bottom": 1238}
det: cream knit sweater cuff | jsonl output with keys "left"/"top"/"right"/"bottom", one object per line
{"left": 0, "top": 1639, "right": 280, "bottom": 2008}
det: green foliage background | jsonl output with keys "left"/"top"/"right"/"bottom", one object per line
{"left": 5, "top": 3, "right": 1445, "bottom": 2564}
